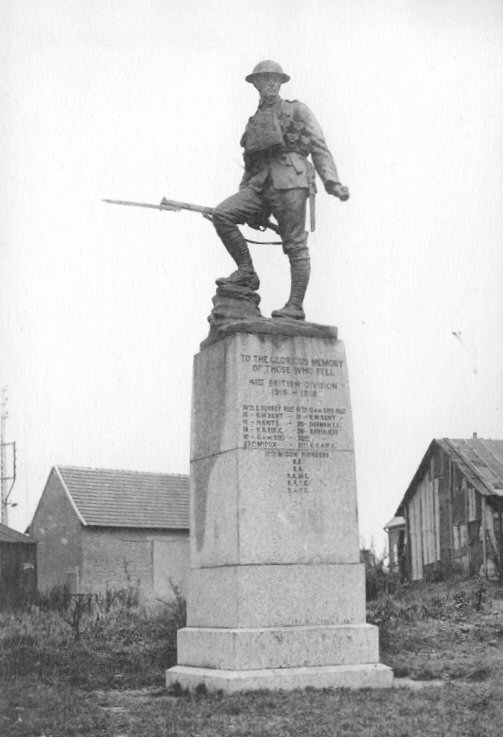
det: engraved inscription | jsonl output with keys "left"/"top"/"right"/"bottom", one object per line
{"left": 240, "top": 349, "right": 348, "bottom": 491}
{"left": 241, "top": 404, "right": 344, "bottom": 450}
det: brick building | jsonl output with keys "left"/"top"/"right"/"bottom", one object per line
{"left": 28, "top": 466, "right": 189, "bottom": 600}
{"left": 390, "top": 437, "right": 503, "bottom": 581}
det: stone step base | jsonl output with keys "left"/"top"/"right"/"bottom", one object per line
{"left": 166, "top": 663, "right": 393, "bottom": 694}
{"left": 177, "top": 624, "right": 379, "bottom": 670}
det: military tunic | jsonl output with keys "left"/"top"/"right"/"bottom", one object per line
{"left": 213, "top": 95, "right": 341, "bottom": 256}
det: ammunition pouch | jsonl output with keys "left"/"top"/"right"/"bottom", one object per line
{"left": 243, "top": 108, "right": 284, "bottom": 154}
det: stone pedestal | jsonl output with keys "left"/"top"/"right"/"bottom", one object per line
{"left": 166, "top": 322, "right": 392, "bottom": 692}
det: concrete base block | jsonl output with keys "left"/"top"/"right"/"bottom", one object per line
{"left": 166, "top": 663, "right": 394, "bottom": 694}
{"left": 177, "top": 624, "right": 379, "bottom": 670}
{"left": 187, "top": 563, "right": 366, "bottom": 628}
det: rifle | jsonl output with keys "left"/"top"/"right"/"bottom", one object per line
{"left": 102, "top": 198, "right": 282, "bottom": 244}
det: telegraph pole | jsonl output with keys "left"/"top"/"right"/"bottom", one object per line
{"left": 1, "top": 387, "right": 17, "bottom": 526}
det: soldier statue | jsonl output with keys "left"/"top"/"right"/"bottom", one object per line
{"left": 212, "top": 60, "right": 349, "bottom": 321}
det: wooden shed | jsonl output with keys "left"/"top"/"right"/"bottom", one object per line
{"left": 391, "top": 437, "right": 503, "bottom": 581}
{"left": 0, "top": 523, "right": 37, "bottom": 607}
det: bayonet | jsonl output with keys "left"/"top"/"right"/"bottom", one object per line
{"left": 103, "top": 197, "right": 282, "bottom": 242}
{"left": 102, "top": 197, "right": 213, "bottom": 217}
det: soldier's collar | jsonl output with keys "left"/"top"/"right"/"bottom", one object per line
{"left": 258, "top": 95, "right": 282, "bottom": 109}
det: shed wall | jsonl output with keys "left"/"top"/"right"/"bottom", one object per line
{"left": 403, "top": 443, "right": 502, "bottom": 581}
{"left": 407, "top": 465, "right": 440, "bottom": 581}
{"left": 0, "top": 542, "right": 37, "bottom": 607}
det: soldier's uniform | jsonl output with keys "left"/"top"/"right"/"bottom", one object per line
{"left": 213, "top": 62, "right": 345, "bottom": 320}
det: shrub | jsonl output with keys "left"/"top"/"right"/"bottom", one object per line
{"left": 35, "top": 584, "right": 73, "bottom": 613}
{"left": 361, "top": 546, "right": 400, "bottom": 600}
{"left": 0, "top": 584, "right": 187, "bottom": 689}
{"left": 367, "top": 575, "right": 492, "bottom": 656}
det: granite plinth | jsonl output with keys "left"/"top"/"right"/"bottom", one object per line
{"left": 167, "top": 327, "right": 392, "bottom": 692}
{"left": 190, "top": 332, "right": 359, "bottom": 568}
{"left": 166, "top": 663, "right": 393, "bottom": 694}
{"left": 190, "top": 449, "right": 359, "bottom": 567}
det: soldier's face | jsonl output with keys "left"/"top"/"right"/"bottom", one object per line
{"left": 253, "top": 73, "right": 283, "bottom": 101}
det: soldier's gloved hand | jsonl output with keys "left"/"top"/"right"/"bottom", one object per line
{"left": 246, "top": 209, "right": 270, "bottom": 231}
{"left": 327, "top": 182, "right": 350, "bottom": 201}
{"left": 246, "top": 216, "right": 265, "bottom": 231}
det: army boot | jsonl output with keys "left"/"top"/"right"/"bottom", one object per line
{"left": 271, "top": 253, "right": 310, "bottom": 321}
{"left": 215, "top": 231, "right": 260, "bottom": 290}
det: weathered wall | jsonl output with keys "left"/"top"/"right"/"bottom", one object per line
{"left": 30, "top": 469, "right": 82, "bottom": 592}
{"left": 406, "top": 456, "right": 440, "bottom": 581}
{"left": 403, "top": 443, "right": 501, "bottom": 581}
{"left": 80, "top": 527, "right": 189, "bottom": 600}
{"left": 0, "top": 541, "right": 37, "bottom": 606}
{"left": 486, "top": 500, "right": 503, "bottom": 579}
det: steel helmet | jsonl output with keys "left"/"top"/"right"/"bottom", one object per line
{"left": 245, "top": 60, "right": 290, "bottom": 84}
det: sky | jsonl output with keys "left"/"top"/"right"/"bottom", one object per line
{"left": 1, "top": 0, "right": 502, "bottom": 551}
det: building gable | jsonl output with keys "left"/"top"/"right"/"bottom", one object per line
{"left": 397, "top": 438, "right": 503, "bottom": 517}
{"left": 29, "top": 467, "right": 83, "bottom": 591}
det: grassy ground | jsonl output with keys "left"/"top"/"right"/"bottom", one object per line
{"left": 370, "top": 576, "right": 503, "bottom": 682}
{"left": 1, "top": 579, "right": 503, "bottom": 736}
{"left": 0, "top": 589, "right": 183, "bottom": 689}
{"left": 105, "top": 680, "right": 503, "bottom": 737}
{"left": 2, "top": 677, "right": 503, "bottom": 737}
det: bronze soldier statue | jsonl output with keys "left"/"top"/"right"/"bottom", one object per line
{"left": 212, "top": 60, "right": 349, "bottom": 321}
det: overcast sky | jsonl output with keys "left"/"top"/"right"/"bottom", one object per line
{"left": 1, "top": 0, "right": 502, "bottom": 550}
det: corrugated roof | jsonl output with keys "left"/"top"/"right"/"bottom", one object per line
{"left": 397, "top": 438, "right": 503, "bottom": 515}
{"left": 56, "top": 465, "right": 189, "bottom": 529}
{"left": 0, "top": 522, "right": 36, "bottom": 544}
{"left": 438, "top": 438, "right": 503, "bottom": 496}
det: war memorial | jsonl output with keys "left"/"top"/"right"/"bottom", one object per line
{"left": 163, "top": 61, "right": 393, "bottom": 692}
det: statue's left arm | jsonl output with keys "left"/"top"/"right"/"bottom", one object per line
{"left": 295, "top": 101, "right": 350, "bottom": 201}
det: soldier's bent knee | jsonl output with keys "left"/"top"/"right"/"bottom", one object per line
{"left": 212, "top": 205, "right": 228, "bottom": 226}
{"left": 212, "top": 204, "right": 237, "bottom": 234}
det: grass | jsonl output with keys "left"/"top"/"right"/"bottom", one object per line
{"left": 2, "top": 677, "right": 503, "bottom": 736}
{"left": 1, "top": 578, "right": 503, "bottom": 736}
{"left": 0, "top": 585, "right": 184, "bottom": 689}
{"left": 370, "top": 577, "right": 503, "bottom": 682}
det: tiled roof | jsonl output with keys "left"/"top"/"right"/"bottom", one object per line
{"left": 56, "top": 465, "right": 189, "bottom": 529}
{"left": 0, "top": 522, "right": 36, "bottom": 543}
{"left": 438, "top": 438, "right": 503, "bottom": 496}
